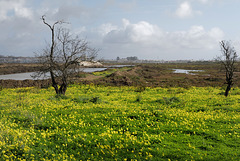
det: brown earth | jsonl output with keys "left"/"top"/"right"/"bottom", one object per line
{"left": 1, "top": 62, "right": 239, "bottom": 88}
{"left": 0, "top": 63, "right": 41, "bottom": 75}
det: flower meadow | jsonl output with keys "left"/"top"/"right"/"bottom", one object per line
{"left": 0, "top": 85, "right": 240, "bottom": 160}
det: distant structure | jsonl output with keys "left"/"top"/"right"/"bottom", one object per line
{"left": 116, "top": 56, "right": 138, "bottom": 63}
{"left": 79, "top": 61, "right": 103, "bottom": 67}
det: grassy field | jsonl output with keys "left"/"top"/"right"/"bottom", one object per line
{"left": 0, "top": 85, "right": 240, "bottom": 160}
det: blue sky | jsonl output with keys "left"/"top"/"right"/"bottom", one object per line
{"left": 0, "top": 0, "right": 240, "bottom": 60}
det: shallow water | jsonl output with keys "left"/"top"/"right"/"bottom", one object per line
{"left": 173, "top": 69, "right": 203, "bottom": 75}
{"left": 0, "top": 68, "right": 107, "bottom": 80}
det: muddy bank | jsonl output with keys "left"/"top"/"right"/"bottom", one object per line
{"left": 0, "top": 63, "right": 41, "bottom": 75}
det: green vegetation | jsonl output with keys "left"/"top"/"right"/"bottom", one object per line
{"left": 0, "top": 85, "right": 240, "bottom": 160}
{"left": 92, "top": 67, "right": 132, "bottom": 77}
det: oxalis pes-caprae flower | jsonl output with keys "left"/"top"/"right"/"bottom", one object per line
{"left": 0, "top": 85, "right": 239, "bottom": 160}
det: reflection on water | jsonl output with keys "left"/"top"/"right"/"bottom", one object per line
{"left": 0, "top": 68, "right": 107, "bottom": 80}
{"left": 0, "top": 72, "right": 38, "bottom": 80}
{"left": 173, "top": 69, "right": 203, "bottom": 75}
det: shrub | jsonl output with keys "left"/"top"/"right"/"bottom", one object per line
{"left": 89, "top": 96, "right": 102, "bottom": 103}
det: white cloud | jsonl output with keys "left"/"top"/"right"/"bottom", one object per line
{"left": 100, "top": 19, "right": 224, "bottom": 60}
{"left": 175, "top": 1, "right": 202, "bottom": 18}
{"left": 208, "top": 27, "right": 224, "bottom": 40}
{"left": 103, "top": 19, "right": 163, "bottom": 43}
{"left": 103, "top": 19, "right": 223, "bottom": 48}
{"left": 169, "top": 26, "right": 224, "bottom": 49}
{"left": 98, "top": 23, "right": 118, "bottom": 36}
{"left": 0, "top": 0, "right": 33, "bottom": 21}
{"left": 175, "top": 1, "right": 194, "bottom": 18}
{"left": 0, "top": 0, "right": 46, "bottom": 56}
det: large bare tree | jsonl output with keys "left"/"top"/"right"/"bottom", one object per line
{"left": 35, "top": 16, "right": 98, "bottom": 95}
{"left": 217, "top": 40, "right": 238, "bottom": 97}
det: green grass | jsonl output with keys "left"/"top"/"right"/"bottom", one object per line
{"left": 92, "top": 67, "right": 132, "bottom": 77}
{"left": 0, "top": 85, "right": 239, "bottom": 160}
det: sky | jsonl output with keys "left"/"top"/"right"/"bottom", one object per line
{"left": 0, "top": 0, "right": 240, "bottom": 60}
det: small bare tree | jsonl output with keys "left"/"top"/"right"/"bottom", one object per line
{"left": 35, "top": 16, "right": 98, "bottom": 95}
{"left": 217, "top": 40, "right": 238, "bottom": 97}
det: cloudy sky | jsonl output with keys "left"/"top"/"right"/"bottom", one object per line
{"left": 0, "top": 0, "right": 240, "bottom": 60}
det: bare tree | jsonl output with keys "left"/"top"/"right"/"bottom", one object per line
{"left": 217, "top": 40, "right": 238, "bottom": 97}
{"left": 35, "top": 16, "right": 98, "bottom": 95}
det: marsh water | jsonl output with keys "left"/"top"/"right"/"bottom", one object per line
{"left": 0, "top": 68, "right": 107, "bottom": 80}
{"left": 173, "top": 69, "right": 203, "bottom": 75}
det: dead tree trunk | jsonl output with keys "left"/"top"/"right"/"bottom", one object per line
{"left": 225, "top": 83, "right": 232, "bottom": 97}
{"left": 217, "top": 40, "right": 238, "bottom": 97}
{"left": 36, "top": 16, "right": 98, "bottom": 95}
{"left": 41, "top": 16, "right": 64, "bottom": 94}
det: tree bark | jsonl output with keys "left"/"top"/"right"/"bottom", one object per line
{"left": 59, "top": 83, "right": 67, "bottom": 95}
{"left": 225, "top": 84, "right": 231, "bottom": 97}
{"left": 50, "top": 71, "right": 59, "bottom": 94}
